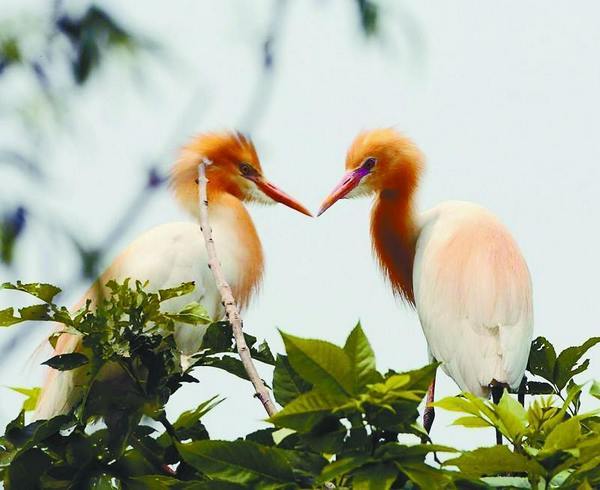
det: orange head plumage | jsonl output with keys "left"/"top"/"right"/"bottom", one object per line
{"left": 317, "top": 128, "right": 424, "bottom": 215}
{"left": 171, "top": 131, "right": 311, "bottom": 217}
{"left": 318, "top": 128, "right": 425, "bottom": 305}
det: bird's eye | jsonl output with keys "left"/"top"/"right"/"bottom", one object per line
{"left": 239, "top": 163, "right": 254, "bottom": 176}
{"left": 362, "top": 157, "right": 377, "bottom": 171}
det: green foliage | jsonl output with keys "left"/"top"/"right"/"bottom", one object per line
{"left": 0, "top": 282, "right": 599, "bottom": 488}
{"left": 527, "top": 336, "right": 600, "bottom": 394}
{"left": 0, "top": 280, "right": 276, "bottom": 489}
{"left": 7, "top": 387, "right": 40, "bottom": 412}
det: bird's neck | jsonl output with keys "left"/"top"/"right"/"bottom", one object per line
{"left": 370, "top": 189, "right": 418, "bottom": 305}
{"left": 204, "top": 191, "right": 264, "bottom": 309}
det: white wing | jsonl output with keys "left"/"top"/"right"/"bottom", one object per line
{"left": 413, "top": 201, "right": 533, "bottom": 397}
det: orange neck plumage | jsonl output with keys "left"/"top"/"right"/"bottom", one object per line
{"left": 207, "top": 189, "right": 264, "bottom": 309}
{"left": 370, "top": 184, "right": 419, "bottom": 306}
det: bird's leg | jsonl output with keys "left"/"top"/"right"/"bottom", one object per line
{"left": 518, "top": 376, "right": 527, "bottom": 407}
{"left": 423, "top": 374, "right": 436, "bottom": 434}
{"left": 491, "top": 385, "right": 503, "bottom": 445}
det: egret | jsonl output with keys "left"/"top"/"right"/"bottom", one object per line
{"left": 35, "top": 131, "right": 311, "bottom": 419}
{"left": 318, "top": 128, "right": 533, "bottom": 436}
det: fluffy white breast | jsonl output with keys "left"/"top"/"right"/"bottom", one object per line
{"left": 413, "top": 201, "right": 533, "bottom": 396}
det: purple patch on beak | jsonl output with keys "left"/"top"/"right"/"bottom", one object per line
{"left": 354, "top": 165, "right": 372, "bottom": 179}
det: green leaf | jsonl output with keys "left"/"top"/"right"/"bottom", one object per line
{"left": 5, "top": 414, "right": 72, "bottom": 448}
{"left": 527, "top": 336, "right": 557, "bottom": 382}
{"left": 269, "top": 389, "right": 351, "bottom": 432}
{"left": 301, "top": 416, "right": 349, "bottom": 454}
{"left": 5, "top": 447, "right": 52, "bottom": 489}
{"left": 252, "top": 339, "right": 276, "bottom": 366}
{"left": 7, "top": 386, "right": 41, "bottom": 412}
{"left": 42, "top": 352, "right": 89, "bottom": 371}
{"left": 275, "top": 447, "right": 327, "bottom": 480}
{"left": 280, "top": 331, "right": 354, "bottom": 395}
{"left": 0, "top": 307, "right": 21, "bottom": 327}
{"left": 590, "top": 381, "right": 600, "bottom": 400}
{"left": 364, "top": 373, "right": 422, "bottom": 407}
{"left": 343, "top": 322, "right": 380, "bottom": 390}
{"left": 202, "top": 356, "right": 252, "bottom": 382}
{"left": 173, "top": 395, "right": 223, "bottom": 431}
{"left": 176, "top": 440, "right": 295, "bottom": 487}
{"left": 65, "top": 432, "right": 95, "bottom": 468}
{"left": 375, "top": 443, "right": 457, "bottom": 460}
{"left": 245, "top": 428, "right": 276, "bottom": 446}
{"left": 273, "top": 354, "right": 312, "bottom": 406}
{"left": 398, "top": 363, "right": 439, "bottom": 392}
{"left": 395, "top": 461, "right": 453, "bottom": 489}
{"left": 554, "top": 337, "right": 600, "bottom": 390}
{"left": 318, "top": 455, "right": 372, "bottom": 483}
{"left": 202, "top": 321, "right": 235, "bottom": 352}
{"left": 451, "top": 416, "right": 492, "bottom": 428}
{"left": 543, "top": 416, "right": 581, "bottom": 452}
{"left": 158, "top": 282, "right": 195, "bottom": 301}
{"left": 166, "top": 302, "right": 211, "bottom": 324}
{"left": 445, "top": 445, "right": 545, "bottom": 477}
{"left": 158, "top": 395, "right": 222, "bottom": 443}
{"left": 0, "top": 304, "right": 54, "bottom": 327}
{"left": 495, "top": 391, "right": 527, "bottom": 440}
{"left": 527, "top": 381, "right": 555, "bottom": 395}
{"left": 431, "top": 395, "right": 481, "bottom": 416}
{"left": 1, "top": 281, "right": 61, "bottom": 303}
{"left": 18, "top": 303, "right": 51, "bottom": 321}
{"left": 352, "top": 463, "right": 398, "bottom": 489}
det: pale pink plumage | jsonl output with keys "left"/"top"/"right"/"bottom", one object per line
{"left": 414, "top": 201, "right": 533, "bottom": 396}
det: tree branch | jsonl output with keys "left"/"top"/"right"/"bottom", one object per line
{"left": 197, "top": 158, "right": 277, "bottom": 417}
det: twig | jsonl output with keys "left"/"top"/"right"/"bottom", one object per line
{"left": 197, "top": 159, "right": 277, "bottom": 417}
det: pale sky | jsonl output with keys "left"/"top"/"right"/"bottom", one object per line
{"left": 2, "top": 0, "right": 600, "bottom": 450}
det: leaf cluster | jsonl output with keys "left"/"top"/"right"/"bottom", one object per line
{"left": 1, "top": 281, "right": 599, "bottom": 489}
{"left": 0, "top": 280, "right": 275, "bottom": 489}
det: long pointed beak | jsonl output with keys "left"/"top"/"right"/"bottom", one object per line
{"left": 255, "top": 179, "right": 312, "bottom": 217}
{"left": 317, "top": 170, "right": 362, "bottom": 217}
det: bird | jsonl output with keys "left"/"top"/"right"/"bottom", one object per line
{"left": 34, "top": 131, "right": 311, "bottom": 420}
{"left": 317, "top": 128, "right": 533, "bottom": 437}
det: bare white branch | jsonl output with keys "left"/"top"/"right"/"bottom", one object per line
{"left": 197, "top": 158, "right": 277, "bottom": 417}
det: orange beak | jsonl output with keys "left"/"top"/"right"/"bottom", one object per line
{"left": 317, "top": 169, "right": 364, "bottom": 217}
{"left": 255, "top": 178, "right": 312, "bottom": 217}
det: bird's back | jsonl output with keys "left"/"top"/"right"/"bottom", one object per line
{"left": 413, "top": 201, "right": 533, "bottom": 396}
